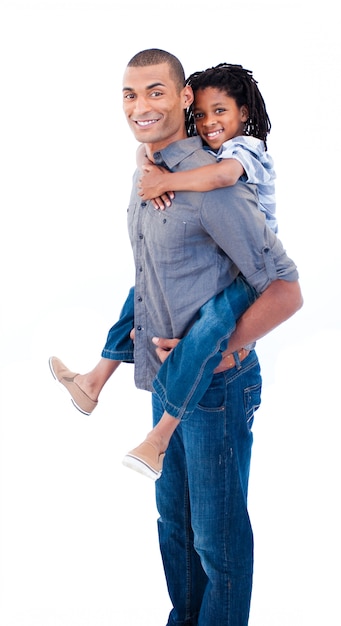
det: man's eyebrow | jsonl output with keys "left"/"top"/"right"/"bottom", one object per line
{"left": 146, "top": 82, "right": 167, "bottom": 89}
{"left": 122, "top": 81, "right": 167, "bottom": 92}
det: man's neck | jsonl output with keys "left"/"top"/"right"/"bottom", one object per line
{"left": 144, "top": 133, "right": 188, "bottom": 163}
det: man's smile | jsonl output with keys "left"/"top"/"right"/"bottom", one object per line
{"left": 134, "top": 119, "right": 160, "bottom": 127}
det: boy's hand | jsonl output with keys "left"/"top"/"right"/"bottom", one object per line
{"left": 138, "top": 163, "right": 175, "bottom": 210}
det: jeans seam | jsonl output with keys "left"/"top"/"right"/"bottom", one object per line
{"left": 184, "top": 472, "right": 192, "bottom": 622}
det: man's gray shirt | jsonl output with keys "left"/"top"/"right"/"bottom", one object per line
{"left": 127, "top": 136, "right": 298, "bottom": 391}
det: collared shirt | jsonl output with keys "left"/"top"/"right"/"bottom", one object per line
{"left": 127, "top": 136, "right": 298, "bottom": 391}
{"left": 216, "top": 135, "right": 278, "bottom": 233}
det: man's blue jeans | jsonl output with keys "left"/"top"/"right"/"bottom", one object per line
{"left": 153, "top": 350, "right": 262, "bottom": 626}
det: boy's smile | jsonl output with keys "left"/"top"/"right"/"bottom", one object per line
{"left": 193, "top": 87, "right": 248, "bottom": 150}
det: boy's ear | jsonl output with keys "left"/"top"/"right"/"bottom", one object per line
{"left": 241, "top": 105, "right": 249, "bottom": 121}
{"left": 183, "top": 85, "right": 194, "bottom": 108}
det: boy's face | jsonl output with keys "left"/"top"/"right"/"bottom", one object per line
{"left": 193, "top": 87, "right": 248, "bottom": 150}
{"left": 122, "top": 62, "right": 193, "bottom": 155}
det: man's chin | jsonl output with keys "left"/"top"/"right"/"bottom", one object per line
{"left": 134, "top": 133, "right": 161, "bottom": 147}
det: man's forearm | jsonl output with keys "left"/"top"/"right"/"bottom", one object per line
{"left": 154, "top": 280, "right": 303, "bottom": 372}
{"left": 224, "top": 279, "right": 303, "bottom": 356}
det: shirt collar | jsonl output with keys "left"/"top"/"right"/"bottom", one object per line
{"left": 153, "top": 136, "right": 203, "bottom": 170}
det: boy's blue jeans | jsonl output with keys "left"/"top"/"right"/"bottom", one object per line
{"left": 153, "top": 274, "right": 257, "bottom": 418}
{"left": 101, "top": 286, "right": 135, "bottom": 363}
{"left": 153, "top": 350, "right": 262, "bottom": 625}
{"left": 101, "top": 275, "right": 258, "bottom": 418}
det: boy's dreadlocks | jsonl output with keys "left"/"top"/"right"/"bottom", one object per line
{"left": 185, "top": 63, "right": 271, "bottom": 149}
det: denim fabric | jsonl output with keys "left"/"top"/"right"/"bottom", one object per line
{"left": 153, "top": 350, "right": 262, "bottom": 626}
{"left": 153, "top": 274, "right": 258, "bottom": 419}
{"left": 101, "top": 287, "right": 135, "bottom": 363}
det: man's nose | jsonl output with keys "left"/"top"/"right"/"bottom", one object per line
{"left": 133, "top": 96, "right": 150, "bottom": 116}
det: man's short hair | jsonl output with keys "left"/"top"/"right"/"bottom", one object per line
{"left": 127, "top": 48, "right": 186, "bottom": 93}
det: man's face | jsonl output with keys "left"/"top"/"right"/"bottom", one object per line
{"left": 122, "top": 62, "right": 193, "bottom": 154}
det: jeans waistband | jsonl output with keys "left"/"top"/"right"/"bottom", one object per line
{"left": 220, "top": 348, "right": 250, "bottom": 371}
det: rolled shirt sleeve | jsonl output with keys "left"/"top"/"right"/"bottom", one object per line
{"left": 199, "top": 181, "right": 298, "bottom": 294}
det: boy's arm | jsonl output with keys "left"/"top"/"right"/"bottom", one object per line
{"left": 136, "top": 145, "right": 175, "bottom": 210}
{"left": 136, "top": 143, "right": 149, "bottom": 169}
{"left": 138, "top": 159, "right": 245, "bottom": 200}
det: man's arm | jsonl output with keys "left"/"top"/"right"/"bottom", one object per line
{"left": 214, "top": 278, "right": 303, "bottom": 372}
{"left": 152, "top": 279, "right": 303, "bottom": 367}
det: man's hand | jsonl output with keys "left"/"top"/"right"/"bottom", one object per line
{"left": 152, "top": 336, "right": 180, "bottom": 363}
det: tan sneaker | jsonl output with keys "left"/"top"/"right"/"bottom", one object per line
{"left": 122, "top": 441, "right": 165, "bottom": 481}
{"left": 48, "top": 356, "right": 98, "bottom": 415}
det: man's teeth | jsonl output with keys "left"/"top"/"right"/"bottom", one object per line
{"left": 137, "top": 120, "right": 156, "bottom": 126}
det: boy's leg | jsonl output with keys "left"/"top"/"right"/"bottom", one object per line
{"left": 49, "top": 287, "right": 135, "bottom": 414}
{"left": 49, "top": 356, "right": 120, "bottom": 415}
{"left": 153, "top": 275, "right": 257, "bottom": 419}
{"left": 100, "top": 286, "right": 135, "bottom": 363}
{"left": 122, "top": 277, "right": 256, "bottom": 479}
{"left": 123, "top": 410, "right": 178, "bottom": 480}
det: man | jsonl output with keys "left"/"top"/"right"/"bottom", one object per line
{"left": 122, "top": 48, "right": 302, "bottom": 626}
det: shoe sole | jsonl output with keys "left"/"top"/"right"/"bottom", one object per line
{"left": 48, "top": 357, "right": 92, "bottom": 416}
{"left": 122, "top": 454, "right": 162, "bottom": 481}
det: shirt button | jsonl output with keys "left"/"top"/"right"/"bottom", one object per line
{"left": 141, "top": 202, "right": 147, "bottom": 208}
{"left": 137, "top": 296, "right": 142, "bottom": 302}
{"left": 139, "top": 266, "right": 143, "bottom": 272}
{"left": 139, "top": 233, "right": 144, "bottom": 239}
{"left": 137, "top": 325, "right": 142, "bottom": 331}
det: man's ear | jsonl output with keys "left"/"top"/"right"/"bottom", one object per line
{"left": 182, "top": 85, "right": 194, "bottom": 109}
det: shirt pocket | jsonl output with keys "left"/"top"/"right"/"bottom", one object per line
{"left": 147, "top": 210, "right": 187, "bottom": 277}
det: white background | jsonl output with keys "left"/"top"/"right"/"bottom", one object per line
{"left": 1, "top": 0, "right": 340, "bottom": 624}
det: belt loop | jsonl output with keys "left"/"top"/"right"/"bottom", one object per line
{"left": 233, "top": 351, "right": 242, "bottom": 370}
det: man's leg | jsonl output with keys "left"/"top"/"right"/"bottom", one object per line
{"left": 154, "top": 351, "right": 262, "bottom": 625}
{"left": 186, "top": 351, "right": 261, "bottom": 625}
{"left": 153, "top": 394, "right": 207, "bottom": 626}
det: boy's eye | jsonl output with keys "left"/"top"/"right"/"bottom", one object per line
{"left": 215, "top": 108, "right": 225, "bottom": 114}
{"left": 194, "top": 112, "right": 204, "bottom": 119}
{"left": 151, "top": 90, "right": 163, "bottom": 97}
{"left": 123, "top": 92, "right": 135, "bottom": 100}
